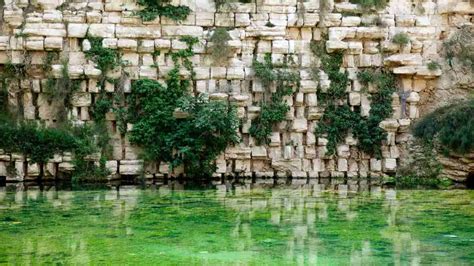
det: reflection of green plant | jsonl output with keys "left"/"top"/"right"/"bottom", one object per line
{"left": 137, "top": 0, "right": 191, "bottom": 22}
{"left": 444, "top": 25, "right": 474, "bottom": 70}
{"left": 392, "top": 33, "right": 410, "bottom": 46}
{"left": 0, "top": 118, "right": 107, "bottom": 181}
{"left": 250, "top": 54, "right": 300, "bottom": 144}
{"left": 413, "top": 99, "right": 474, "bottom": 155}
{"left": 389, "top": 175, "right": 452, "bottom": 189}
{"left": 209, "top": 28, "right": 232, "bottom": 66}
{"left": 127, "top": 37, "right": 239, "bottom": 178}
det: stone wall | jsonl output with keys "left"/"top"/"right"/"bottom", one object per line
{"left": 0, "top": 0, "right": 472, "bottom": 182}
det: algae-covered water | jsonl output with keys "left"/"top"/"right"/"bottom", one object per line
{"left": 0, "top": 184, "right": 473, "bottom": 265}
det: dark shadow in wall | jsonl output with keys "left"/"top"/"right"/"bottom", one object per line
{"left": 466, "top": 172, "right": 474, "bottom": 189}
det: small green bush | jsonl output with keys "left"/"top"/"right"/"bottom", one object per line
{"left": 392, "top": 33, "right": 410, "bottom": 46}
{"left": 137, "top": 0, "right": 191, "bottom": 22}
{"left": 413, "top": 99, "right": 474, "bottom": 154}
{"left": 427, "top": 61, "right": 441, "bottom": 71}
{"left": 444, "top": 25, "right": 474, "bottom": 70}
{"left": 126, "top": 37, "right": 240, "bottom": 178}
{"left": 209, "top": 28, "right": 232, "bottom": 66}
{"left": 349, "top": 0, "right": 388, "bottom": 10}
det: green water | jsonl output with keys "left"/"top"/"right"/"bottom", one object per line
{"left": 0, "top": 185, "right": 473, "bottom": 265}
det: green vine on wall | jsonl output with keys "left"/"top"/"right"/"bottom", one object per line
{"left": 137, "top": 0, "right": 191, "bottom": 22}
{"left": 250, "top": 53, "right": 300, "bottom": 144}
{"left": 209, "top": 28, "right": 232, "bottom": 66}
{"left": 312, "top": 39, "right": 396, "bottom": 157}
{"left": 43, "top": 54, "right": 82, "bottom": 123}
{"left": 126, "top": 36, "right": 240, "bottom": 178}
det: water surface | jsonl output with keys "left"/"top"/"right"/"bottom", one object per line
{"left": 0, "top": 184, "right": 473, "bottom": 265}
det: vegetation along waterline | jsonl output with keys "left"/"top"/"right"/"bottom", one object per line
{"left": 0, "top": 0, "right": 473, "bottom": 188}
{"left": 0, "top": 0, "right": 474, "bottom": 264}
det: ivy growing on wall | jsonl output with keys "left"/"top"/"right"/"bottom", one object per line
{"left": 209, "top": 28, "right": 232, "bottom": 66}
{"left": 312, "top": 39, "right": 396, "bottom": 157}
{"left": 43, "top": 55, "right": 81, "bottom": 123}
{"left": 137, "top": 0, "right": 191, "bottom": 22}
{"left": 250, "top": 53, "right": 301, "bottom": 144}
{"left": 126, "top": 36, "right": 240, "bottom": 178}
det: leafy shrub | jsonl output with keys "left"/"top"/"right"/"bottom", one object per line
{"left": 250, "top": 54, "right": 300, "bottom": 144}
{"left": 349, "top": 0, "right": 388, "bottom": 10}
{"left": 209, "top": 28, "right": 232, "bottom": 66}
{"left": 137, "top": 0, "right": 191, "bottom": 22}
{"left": 126, "top": 37, "right": 239, "bottom": 178}
{"left": 310, "top": 40, "right": 349, "bottom": 103}
{"left": 444, "top": 25, "right": 474, "bottom": 70}
{"left": 413, "top": 99, "right": 474, "bottom": 154}
{"left": 427, "top": 61, "right": 441, "bottom": 71}
{"left": 392, "top": 33, "right": 410, "bottom": 46}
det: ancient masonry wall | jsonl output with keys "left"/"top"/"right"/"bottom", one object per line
{"left": 0, "top": 0, "right": 472, "bottom": 182}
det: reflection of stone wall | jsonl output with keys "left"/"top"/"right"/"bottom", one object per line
{"left": 0, "top": 0, "right": 472, "bottom": 181}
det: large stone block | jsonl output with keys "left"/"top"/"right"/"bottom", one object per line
{"left": 162, "top": 26, "right": 204, "bottom": 37}
{"left": 116, "top": 26, "right": 161, "bottom": 39}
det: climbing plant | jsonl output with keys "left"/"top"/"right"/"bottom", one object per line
{"left": 250, "top": 53, "right": 301, "bottom": 144}
{"left": 349, "top": 0, "right": 388, "bottom": 10}
{"left": 43, "top": 56, "right": 82, "bottom": 123}
{"left": 209, "top": 28, "right": 232, "bottom": 66}
{"left": 136, "top": 0, "right": 191, "bottom": 22}
{"left": 312, "top": 38, "right": 396, "bottom": 157}
{"left": 310, "top": 39, "right": 349, "bottom": 104}
{"left": 126, "top": 36, "right": 240, "bottom": 178}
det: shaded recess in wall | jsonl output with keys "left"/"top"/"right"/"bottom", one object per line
{"left": 466, "top": 172, "right": 474, "bottom": 189}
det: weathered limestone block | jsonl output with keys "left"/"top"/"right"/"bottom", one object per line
{"left": 321, "top": 13, "right": 342, "bottom": 27}
{"left": 71, "top": 92, "right": 91, "bottom": 107}
{"left": 44, "top": 37, "right": 63, "bottom": 50}
{"left": 4, "top": 10, "right": 24, "bottom": 27}
{"left": 88, "top": 24, "right": 115, "bottom": 38}
{"left": 117, "top": 39, "right": 138, "bottom": 50}
{"left": 326, "top": 40, "right": 348, "bottom": 52}
{"left": 120, "top": 160, "right": 143, "bottom": 175}
{"left": 225, "top": 147, "right": 252, "bottom": 160}
{"left": 272, "top": 159, "right": 302, "bottom": 172}
{"left": 370, "top": 158, "right": 382, "bottom": 172}
{"left": 246, "top": 26, "right": 286, "bottom": 39}
{"left": 25, "top": 37, "right": 44, "bottom": 51}
{"left": 162, "top": 26, "right": 204, "bottom": 37}
{"left": 68, "top": 23, "right": 89, "bottom": 38}
{"left": 384, "top": 54, "right": 423, "bottom": 66}
{"left": 383, "top": 159, "right": 397, "bottom": 172}
{"left": 292, "top": 119, "right": 308, "bottom": 133}
{"left": 341, "top": 16, "right": 361, "bottom": 27}
{"left": 116, "top": 26, "right": 161, "bottom": 39}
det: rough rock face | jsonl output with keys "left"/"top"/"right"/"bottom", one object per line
{"left": 0, "top": 0, "right": 472, "bottom": 182}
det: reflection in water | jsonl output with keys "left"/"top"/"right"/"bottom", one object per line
{"left": 0, "top": 183, "right": 473, "bottom": 265}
